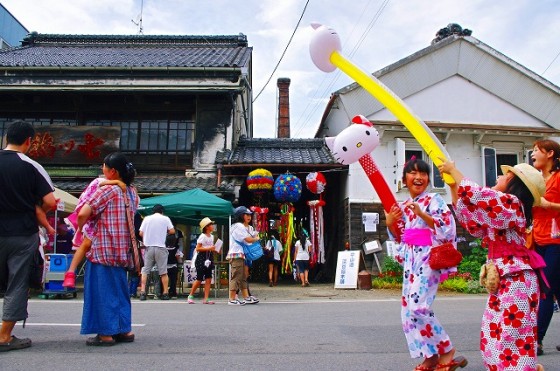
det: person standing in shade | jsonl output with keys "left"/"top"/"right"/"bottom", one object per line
{"left": 0, "top": 121, "right": 56, "bottom": 352}
{"left": 266, "top": 232, "right": 282, "bottom": 287}
{"left": 138, "top": 204, "right": 175, "bottom": 301}
{"left": 530, "top": 139, "right": 560, "bottom": 356}
{"left": 293, "top": 231, "right": 312, "bottom": 287}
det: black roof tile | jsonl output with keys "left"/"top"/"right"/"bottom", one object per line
{"left": 53, "top": 175, "right": 243, "bottom": 196}
{"left": 222, "top": 138, "right": 337, "bottom": 165}
{"left": 0, "top": 33, "right": 252, "bottom": 69}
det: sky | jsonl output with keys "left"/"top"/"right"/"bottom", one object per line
{"left": 2, "top": 0, "right": 560, "bottom": 138}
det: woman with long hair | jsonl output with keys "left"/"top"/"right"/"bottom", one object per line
{"left": 531, "top": 139, "right": 560, "bottom": 355}
{"left": 439, "top": 159, "right": 545, "bottom": 371}
{"left": 293, "top": 230, "right": 311, "bottom": 287}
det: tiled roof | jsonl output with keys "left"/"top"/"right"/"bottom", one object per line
{"left": 221, "top": 138, "right": 337, "bottom": 165}
{"left": 0, "top": 33, "right": 252, "bottom": 68}
{"left": 53, "top": 175, "right": 243, "bottom": 196}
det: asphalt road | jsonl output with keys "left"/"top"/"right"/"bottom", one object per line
{"left": 1, "top": 286, "right": 559, "bottom": 370}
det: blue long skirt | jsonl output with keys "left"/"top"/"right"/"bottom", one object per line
{"left": 80, "top": 260, "right": 132, "bottom": 335}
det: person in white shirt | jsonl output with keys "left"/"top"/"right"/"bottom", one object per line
{"left": 265, "top": 232, "right": 283, "bottom": 287}
{"left": 187, "top": 217, "right": 216, "bottom": 304}
{"left": 138, "top": 204, "right": 175, "bottom": 301}
{"left": 227, "top": 206, "right": 260, "bottom": 305}
{"left": 293, "top": 231, "right": 312, "bottom": 287}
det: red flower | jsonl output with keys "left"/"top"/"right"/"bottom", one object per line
{"left": 420, "top": 324, "right": 434, "bottom": 338}
{"left": 487, "top": 365, "right": 498, "bottom": 371}
{"left": 515, "top": 336, "right": 536, "bottom": 357}
{"left": 489, "top": 322, "right": 502, "bottom": 340}
{"left": 528, "top": 293, "right": 539, "bottom": 313}
{"left": 480, "top": 336, "right": 488, "bottom": 351}
{"left": 499, "top": 194, "right": 516, "bottom": 209}
{"left": 466, "top": 202, "right": 477, "bottom": 213}
{"left": 458, "top": 185, "right": 473, "bottom": 199}
{"left": 501, "top": 255, "right": 515, "bottom": 266}
{"left": 511, "top": 272, "right": 526, "bottom": 283}
{"left": 498, "top": 348, "right": 519, "bottom": 368}
{"left": 402, "top": 296, "right": 407, "bottom": 307}
{"left": 503, "top": 304, "right": 525, "bottom": 328}
{"left": 437, "top": 340, "right": 450, "bottom": 354}
{"left": 477, "top": 198, "right": 503, "bottom": 218}
{"left": 499, "top": 280, "right": 511, "bottom": 295}
{"left": 409, "top": 273, "right": 415, "bottom": 283}
{"left": 488, "top": 295, "right": 501, "bottom": 312}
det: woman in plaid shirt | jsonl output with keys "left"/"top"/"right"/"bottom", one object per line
{"left": 77, "top": 152, "right": 139, "bottom": 346}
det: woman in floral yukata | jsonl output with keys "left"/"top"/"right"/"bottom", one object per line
{"left": 386, "top": 158, "right": 466, "bottom": 371}
{"left": 439, "top": 159, "right": 545, "bottom": 371}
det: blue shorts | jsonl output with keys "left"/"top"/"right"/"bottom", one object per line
{"left": 295, "top": 260, "right": 309, "bottom": 272}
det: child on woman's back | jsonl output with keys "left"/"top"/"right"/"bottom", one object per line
{"left": 62, "top": 177, "right": 126, "bottom": 288}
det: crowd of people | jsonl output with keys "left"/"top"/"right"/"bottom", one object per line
{"left": 1, "top": 120, "right": 559, "bottom": 371}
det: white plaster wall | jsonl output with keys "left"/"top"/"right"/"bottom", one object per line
{"left": 370, "top": 76, "right": 546, "bottom": 127}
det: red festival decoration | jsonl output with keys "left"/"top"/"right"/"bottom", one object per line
{"left": 306, "top": 172, "right": 326, "bottom": 195}
{"left": 250, "top": 206, "right": 269, "bottom": 233}
{"left": 306, "top": 172, "right": 327, "bottom": 268}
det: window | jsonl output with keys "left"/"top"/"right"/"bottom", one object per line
{"left": 482, "top": 143, "right": 523, "bottom": 187}
{"left": 395, "top": 138, "right": 445, "bottom": 191}
{"left": 87, "top": 116, "right": 195, "bottom": 169}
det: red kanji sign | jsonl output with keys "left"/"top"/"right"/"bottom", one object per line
{"left": 28, "top": 125, "right": 120, "bottom": 165}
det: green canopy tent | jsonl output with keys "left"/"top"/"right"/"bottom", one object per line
{"left": 137, "top": 188, "right": 234, "bottom": 225}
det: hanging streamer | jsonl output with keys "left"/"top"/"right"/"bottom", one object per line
{"left": 279, "top": 203, "right": 295, "bottom": 274}
{"left": 307, "top": 199, "right": 326, "bottom": 268}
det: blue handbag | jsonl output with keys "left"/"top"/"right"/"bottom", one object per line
{"left": 236, "top": 239, "right": 264, "bottom": 261}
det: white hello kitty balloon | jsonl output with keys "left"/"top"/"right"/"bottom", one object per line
{"left": 324, "top": 115, "right": 379, "bottom": 165}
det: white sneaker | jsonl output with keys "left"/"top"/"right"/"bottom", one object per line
{"left": 244, "top": 296, "right": 259, "bottom": 304}
{"left": 228, "top": 299, "right": 246, "bottom": 306}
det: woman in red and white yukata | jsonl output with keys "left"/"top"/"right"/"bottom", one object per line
{"left": 439, "top": 160, "right": 546, "bottom": 371}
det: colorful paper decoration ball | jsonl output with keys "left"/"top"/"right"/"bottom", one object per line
{"left": 273, "top": 173, "right": 302, "bottom": 202}
{"left": 306, "top": 172, "right": 326, "bottom": 194}
{"left": 246, "top": 168, "right": 274, "bottom": 193}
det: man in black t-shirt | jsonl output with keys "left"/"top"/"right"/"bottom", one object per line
{"left": 0, "top": 121, "right": 56, "bottom": 352}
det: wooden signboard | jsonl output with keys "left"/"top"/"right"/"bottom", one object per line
{"left": 334, "top": 250, "right": 360, "bottom": 289}
{"left": 28, "top": 125, "right": 120, "bottom": 164}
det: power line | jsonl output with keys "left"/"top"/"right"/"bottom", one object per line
{"left": 253, "top": 0, "right": 310, "bottom": 103}
{"left": 292, "top": 0, "right": 390, "bottom": 138}
{"left": 543, "top": 48, "right": 560, "bottom": 76}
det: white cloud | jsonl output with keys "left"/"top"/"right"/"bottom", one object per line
{"left": 3, "top": 0, "right": 560, "bottom": 138}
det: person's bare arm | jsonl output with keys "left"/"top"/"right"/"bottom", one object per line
{"left": 99, "top": 179, "right": 126, "bottom": 191}
{"left": 77, "top": 203, "right": 92, "bottom": 231}
{"left": 41, "top": 191, "right": 57, "bottom": 213}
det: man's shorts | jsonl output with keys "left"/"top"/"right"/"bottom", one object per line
{"left": 141, "top": 246, "right": 169, "bottom": 275}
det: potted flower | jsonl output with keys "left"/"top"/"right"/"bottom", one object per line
{"left": 219, "top": 269, "right": 229, "bottom": 286}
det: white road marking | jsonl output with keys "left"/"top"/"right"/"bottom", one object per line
{"left": 15, "top": 323, "right": 145, "bottom": 327}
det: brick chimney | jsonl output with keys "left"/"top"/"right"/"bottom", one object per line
{"left": 277, "top": 78, "right": 291, "bottom": 138}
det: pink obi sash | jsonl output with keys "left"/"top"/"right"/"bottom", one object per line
{"left": 402, "top": 228, "right": 432, "bottom": 246}
{"left": 486, "top": 240, "right": 546, "bottom": 269}
{"left": 486, "top": 240, "right": 549, "bottom": 288}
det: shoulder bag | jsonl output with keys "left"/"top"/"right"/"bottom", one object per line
{"left": 123, "top": 189, "right": 143, "bottom": 274}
